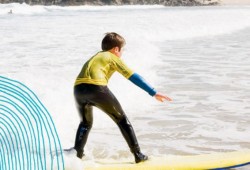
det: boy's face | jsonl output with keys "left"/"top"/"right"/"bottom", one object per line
{"left": 117, "top": 47, "right": 124, "bottom": 58}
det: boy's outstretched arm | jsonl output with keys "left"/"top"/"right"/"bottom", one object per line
{"left": 129, "top": 73, "right": 172, "bottom": 102}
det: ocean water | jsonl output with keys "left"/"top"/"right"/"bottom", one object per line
{"left": 1, "top": 3, "right": 250, "bottom": 169}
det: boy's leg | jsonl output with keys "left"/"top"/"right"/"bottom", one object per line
{"left": 116, "top": 116, "right": 139, "bottom": 152}
{"left": 89, "top": 86, "right": 148, "bottom": 163}
{"left": 74, "top": 103, "right": 93, "bottom": 158}
{"left": 116, "top": 114, "right": 148, "bottom": 163}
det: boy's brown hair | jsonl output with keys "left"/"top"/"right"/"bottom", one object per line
{"left": 101, "top": 32, "right": 126, "bottom": 51}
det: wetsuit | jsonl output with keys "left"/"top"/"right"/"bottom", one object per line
{"left": 74, "top": 51, "right": 156, "bottom": 158}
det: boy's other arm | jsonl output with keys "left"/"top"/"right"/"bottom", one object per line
{"left": 128, "top": 73, "right": 172, "bottom": 102}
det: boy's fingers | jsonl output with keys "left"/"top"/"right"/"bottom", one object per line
{"left": 160, "top": 98, "right": 165, "bottom": 102}
{"left": 165, "top": 96, "right": 172, "bottom": 101}
{"left": 160, "top": 95, "right": 172, "bottom": 101}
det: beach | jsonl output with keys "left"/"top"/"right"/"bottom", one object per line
{"left": 221, "top": 0, "right": 250, "bottom": 5}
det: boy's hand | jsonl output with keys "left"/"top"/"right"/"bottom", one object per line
{"left": 154, "top": 93, "right": 172, "bottom": 102}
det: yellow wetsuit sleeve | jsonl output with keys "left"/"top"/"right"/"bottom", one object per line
{"left": 110, "top": 54, "right": 134, "bottom": 79}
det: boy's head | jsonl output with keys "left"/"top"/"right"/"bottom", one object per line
{"left": 101, "top": 32, "right": 126, "bottom": 52}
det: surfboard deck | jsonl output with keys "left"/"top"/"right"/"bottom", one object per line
{"left": 84, "top": 150, "right": 250, "bottom": 170}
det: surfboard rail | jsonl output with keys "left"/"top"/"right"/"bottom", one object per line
{"left": 84, "top": 150, "right": 250, "bottom": 170}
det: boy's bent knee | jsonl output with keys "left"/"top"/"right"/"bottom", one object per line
{"left": 79, "top": 121, "right": 92, "bottom": 130}
{"left": 117, "top": 116, "right": 131, "bottom": 126}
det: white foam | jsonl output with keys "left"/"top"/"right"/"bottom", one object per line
{"left": 0, "top": 3, "right": 164, "bottom": 15}
{"left": 0, "top": 3, "right": 47, "bottom": 15}
{"left": 61, "top": 151, "right": 85, "bottom": 170}
{"left": 1, "top": 4, "right": 250, "bottom": 40}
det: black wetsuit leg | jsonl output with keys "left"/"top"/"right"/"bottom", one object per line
{"left": 73, "top": 102, "right": 93, "bottom": 158}
{"left": 73, "top": 84, "right": 140, "bottom": 157}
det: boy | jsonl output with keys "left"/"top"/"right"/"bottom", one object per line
{"left": 73, "top": 32, "right": 172, "bottom": 163}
